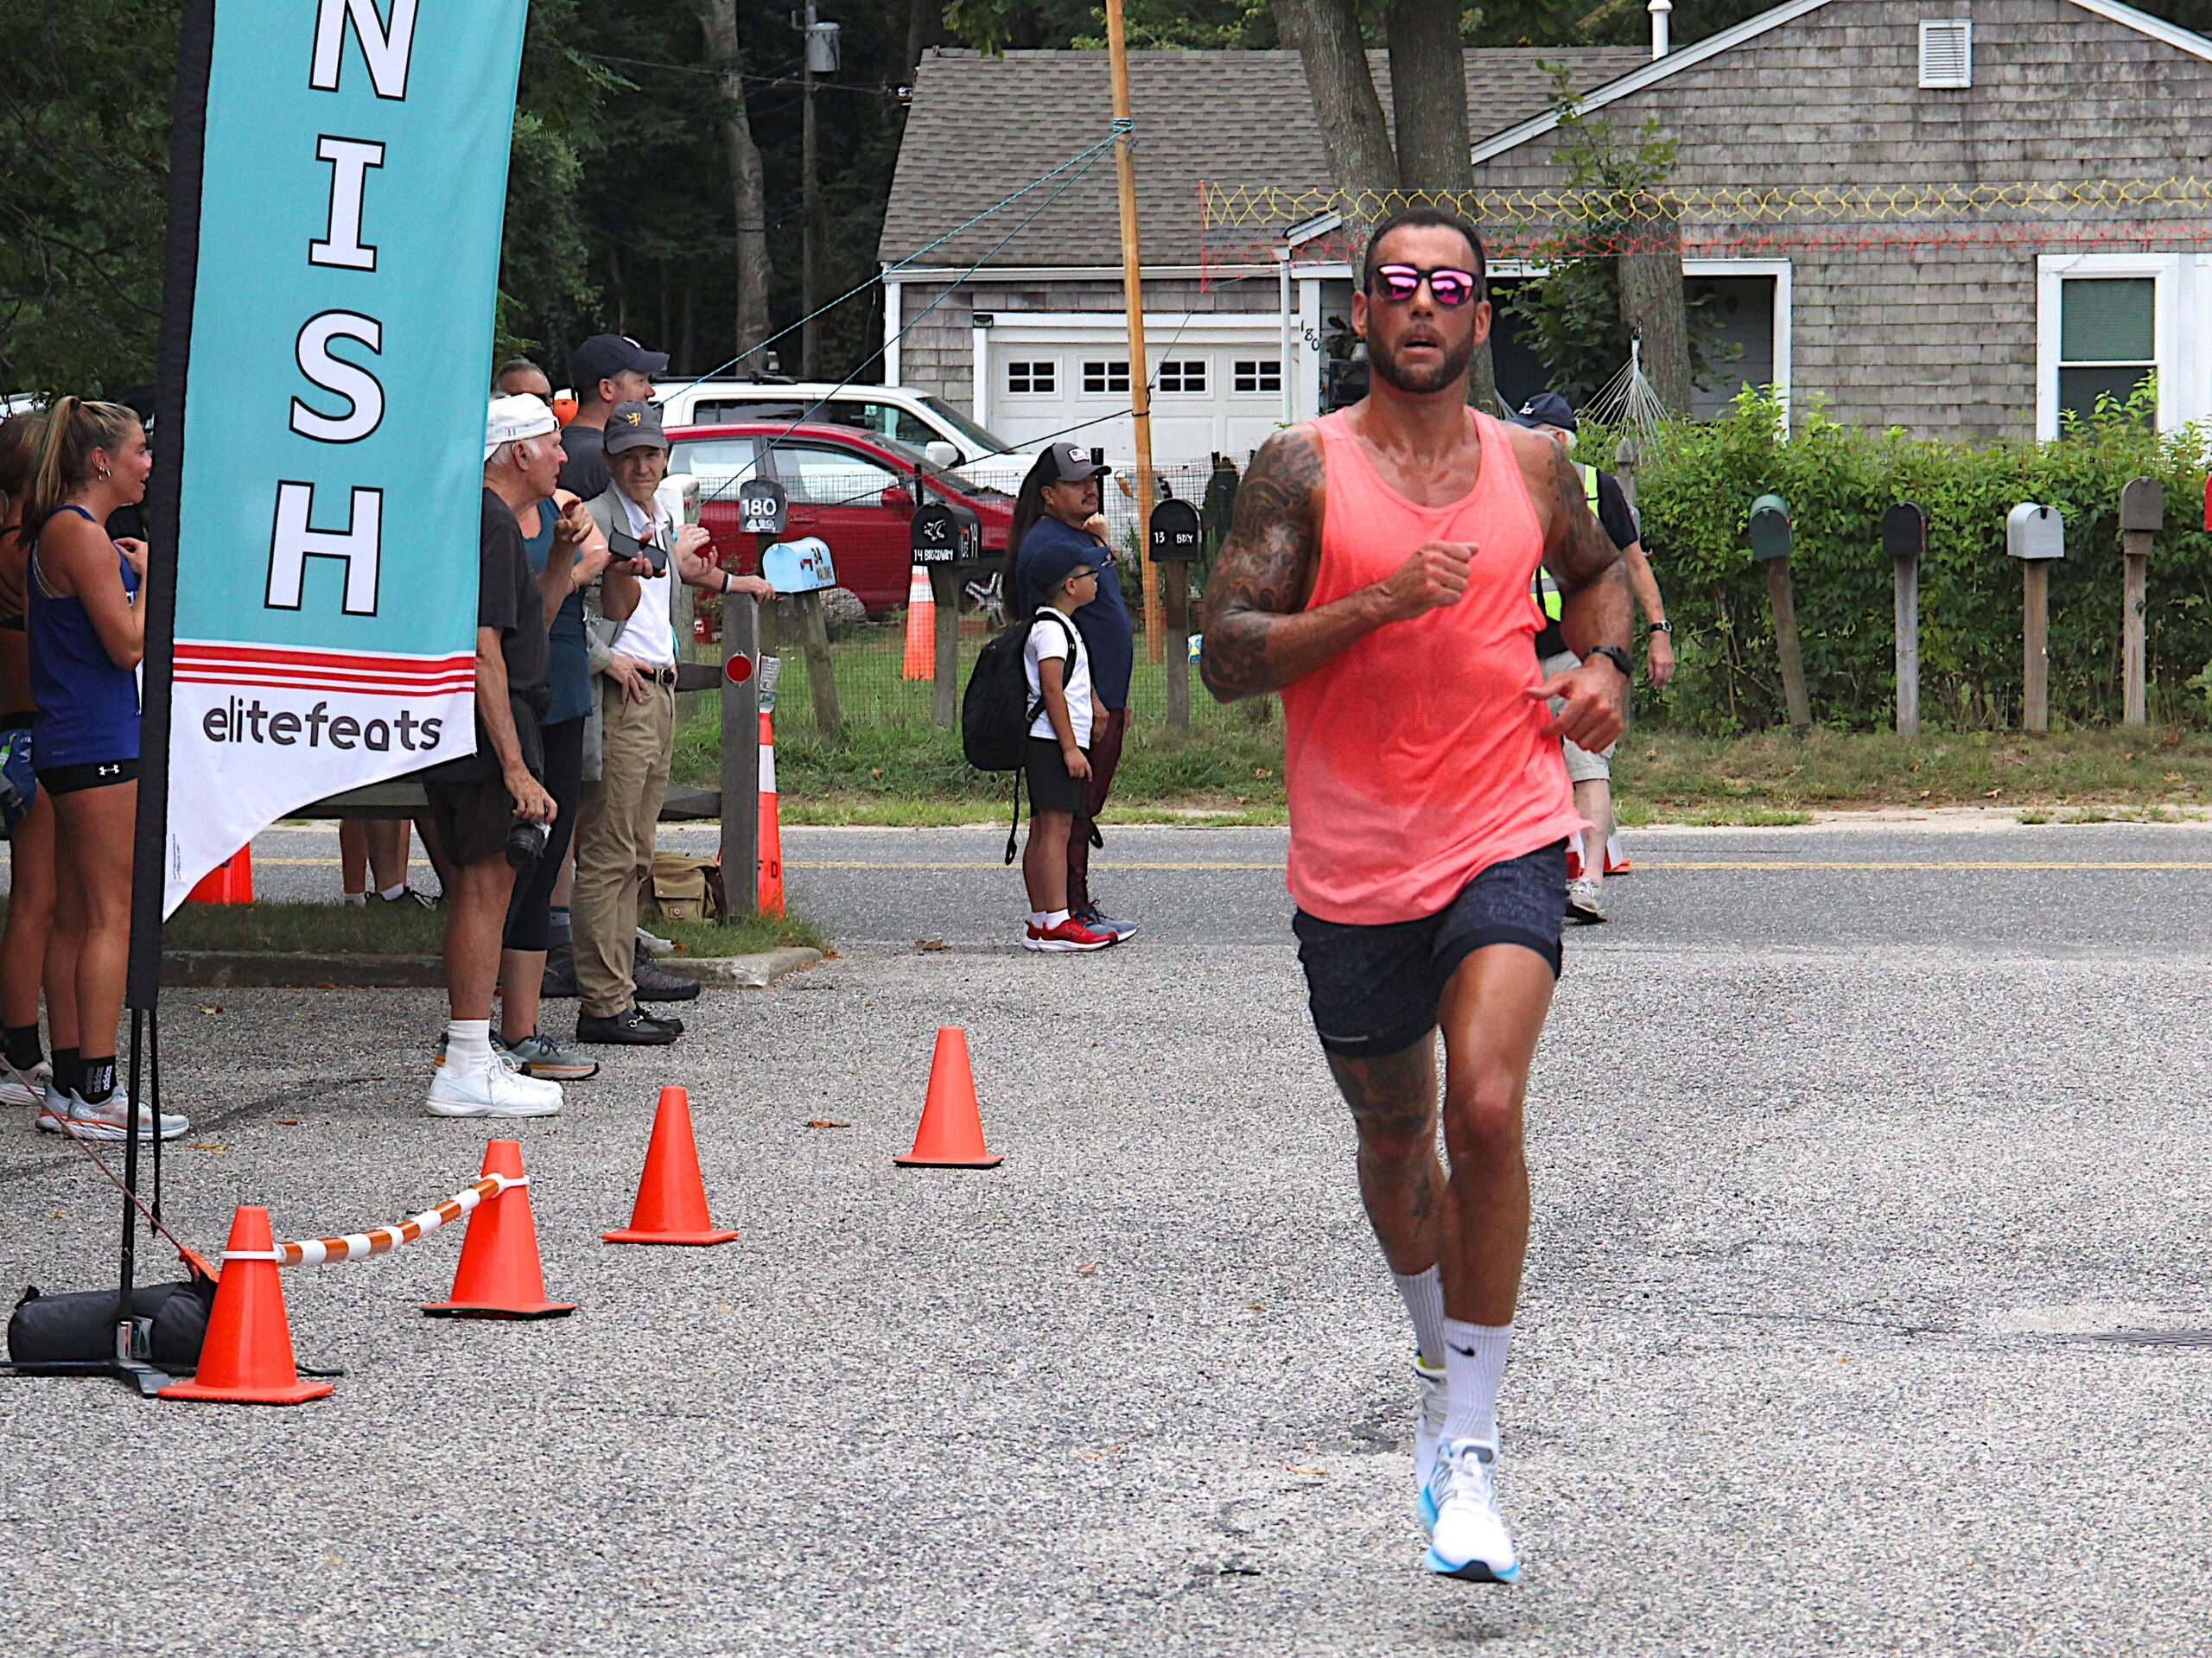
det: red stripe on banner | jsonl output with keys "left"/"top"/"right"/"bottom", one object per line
{"left": 177, "top": 664, "right": 478, "bottom": 691}
{"left": 174, "top": 642, "right": 474, "bottom": 676}
{"left": 174, "top": 672, "right": 474, "bottom": 697}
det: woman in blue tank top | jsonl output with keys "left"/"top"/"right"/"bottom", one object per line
{"left": 18, "top": 397, "right": 186, "bottom": 1140}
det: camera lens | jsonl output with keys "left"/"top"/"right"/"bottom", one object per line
{"left": 505, "top": 819, "right": 549, "bottom": 868}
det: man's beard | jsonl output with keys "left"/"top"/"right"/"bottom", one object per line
{"left": 1369, "top": 329, "right": 1474, "bottom": 395}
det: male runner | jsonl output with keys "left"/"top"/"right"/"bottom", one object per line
{"left": 1199, "top": 206, "right": 1630, "bottom": 1584}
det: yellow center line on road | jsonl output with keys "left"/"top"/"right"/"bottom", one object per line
{"left": 238, "top": 857, "right": 2212, "bottom": 873}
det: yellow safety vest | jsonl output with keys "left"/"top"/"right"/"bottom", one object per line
{"left": 1531, "top": 464, "right": 1600, "bottom": 624}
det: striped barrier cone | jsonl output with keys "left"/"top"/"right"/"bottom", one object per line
{"left": 186, "top": 845, "right": 253, "bottom": 905}
{"left": 422, "top": 1140, "right": 575, "bottom": 1320}
{"left": 894, "top": 1027, "right": 1002, "bottom": 1169}
{"left": 158, "top": 1206, "right": 333, "bottom": 1406}
{"left": 757, "top": 708, "right": 784, "bottom": 918}
{"left": 604, "top": 1087, "right": 739, "bottom": 1246}
{"left": 900, "top": 565, "right": 935, "bottom": 680}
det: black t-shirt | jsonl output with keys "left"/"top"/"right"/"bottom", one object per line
{"left": 1535, "top": 467, "right": 1638, "bottom": 660}
{"left": 557, "top": 422, "right": 609, "bottom": 500}
{"left": 422, "top": 491, "right": 549, "bottom": 781}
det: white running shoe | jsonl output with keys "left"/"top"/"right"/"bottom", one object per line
{"left": 1425, "top": 1438, "right": 1519, "bottom": 1583}
{"left": 35, "top": 1080, "right": 72, "bottom": 1135}
{"left": 1565, "top": 875, "right": 1608, "bottom": 925}
{"left": 58, "top": 1091, "right": 191, "bottom": 1143}
{"left": 1, "top": 1060, "right": 51, "bottom": 1111}
{"left": 1414, "top": 1356, "right": 1450, "bottom": 1531}
{"left": 426, "top": 1060, "right": 563, "bottom": 1118}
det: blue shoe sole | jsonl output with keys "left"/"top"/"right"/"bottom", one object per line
{"left": 1423, "top": 1546, "right": 1519, "bottom": 1584}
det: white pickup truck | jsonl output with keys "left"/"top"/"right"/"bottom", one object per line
{"left": 649, "top": 379, "right": 1040, "bottom": 492}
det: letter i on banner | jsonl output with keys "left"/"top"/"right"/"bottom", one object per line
{"left": 160, "top": 0, "right": 529, "bottom": 912}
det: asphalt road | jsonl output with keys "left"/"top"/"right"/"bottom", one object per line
{"left": 4, "top": 816, "right": 2212, "bottom": 1655}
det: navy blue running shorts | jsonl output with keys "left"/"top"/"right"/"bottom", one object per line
{"left": 1292, "top": 840, "right": 1567, "bottom": 1059}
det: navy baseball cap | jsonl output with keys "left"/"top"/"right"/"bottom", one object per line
{"left": 573, "top": 333, "right": 669, "bottom": 390}
{"left": 1026, "top": 537, "right": 1098, "bottom": 595}
{"left": 1512, "top": 391, "right": 1578, "bottom": 433}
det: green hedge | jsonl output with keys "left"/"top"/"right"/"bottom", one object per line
{"left": 1628, "top": 387, "right": 2212, "bottom": 733}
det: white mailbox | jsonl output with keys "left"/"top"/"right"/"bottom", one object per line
{"left": 2005, "top": 502, "right": 2064, "bottom": 561}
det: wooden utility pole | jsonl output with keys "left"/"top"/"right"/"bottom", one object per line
{"left": 1104, "top": 0, "right": 1164, "bottom": 660}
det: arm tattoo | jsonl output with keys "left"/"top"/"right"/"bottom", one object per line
{"left": 1198, "top": 427, "right": 1323, "bottom": 702}
{"left": 1538, "top": 442, "right": 1634, "bottom": 656}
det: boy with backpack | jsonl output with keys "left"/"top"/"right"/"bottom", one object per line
{"left": 1017, "top": 541, "right": 1116, "bottom": 953}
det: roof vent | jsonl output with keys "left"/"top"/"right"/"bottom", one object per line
{"left": 1919, "top": 18, "right": 1972, "bottom": 87}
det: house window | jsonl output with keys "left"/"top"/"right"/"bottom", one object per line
{"left": 1157, "top": 359, "right": 1207, "bottom": 394}
{"left": 1918, "top": 19, "right": 1971, "bottom": 87}
{"left": 1083, "top": 359, "right": 1130, "bottom": 394}
{"left": 2057, "top": 278, "right": 2157, "bottom": 424}
{"left": 1006, "top": 360, "right": 1055, "bottom": 396}
{"left": 1233, "top": 359, "right": 1282, "bottom": 393}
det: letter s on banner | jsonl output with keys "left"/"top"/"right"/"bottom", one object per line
{"left": 161, "top": 1, "right": 530, "bottom": 912}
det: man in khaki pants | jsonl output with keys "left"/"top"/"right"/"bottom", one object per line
{"left": 573, "top": 401, "right": 772, "bottom": 1045}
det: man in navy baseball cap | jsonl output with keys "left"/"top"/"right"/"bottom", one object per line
{"left": 1510, "top": 391, "right": 1579, "bottom": 434}
{"left": 560, "top": 334, "right": 671, "bottom": 498}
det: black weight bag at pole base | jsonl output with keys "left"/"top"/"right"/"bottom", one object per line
{"left": 9, "top": 1267, "right": 217, "bottom": 1373}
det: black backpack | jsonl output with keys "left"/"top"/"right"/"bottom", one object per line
{"left": 960, "top": 610, "right": 1098, "bottom": 863}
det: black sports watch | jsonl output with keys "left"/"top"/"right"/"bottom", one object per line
{"left": 1587, "top": 645, "right": 1634, "bottom": 681}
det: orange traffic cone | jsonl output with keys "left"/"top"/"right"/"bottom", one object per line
{"left": 158, "top": 1206, "right": 333, "bottom": 1406}
{"left": 900, "top": 565, "right": 935, "bottom": 680}
{"left": 894, "top": 1026, "right": 1001, "bottom": 1169}
{"left": 757, "top": 709, "right": 785, "bottom": 918}
{"left": 186, "top": 845, "right": 253, "bottom": 905}
{"left": 605, "top": 1087, "right": 739, "bottom": 1246}
{"left": 422, "top": 1140, "right": 575, "bottom": 1319}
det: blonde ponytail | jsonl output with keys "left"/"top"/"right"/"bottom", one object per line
{"left": 19, "top": 397, "right": 140, "bottom": 549}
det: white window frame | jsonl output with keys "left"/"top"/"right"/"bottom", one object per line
{"left": 1234, "top": 358, "right": 1283, "bottom": 394}
{"left": 1083, "top": 359, "right": 1131, "bottom": 394}
{"left": 1918, "top": 19, "right": 1973, "bottom": 88}
{"left": 2035, "top": 252, "right": 2204, "bottom": 439}
{"left": 1157, "top": 358, "right": 1209, "bottom": 395}
{"left": 1003, "top": 358, "right": 1058, "bottom": 397}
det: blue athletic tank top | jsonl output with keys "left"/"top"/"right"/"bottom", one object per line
{"left": 27, "top": 506, "right": 141, "bottom": 769}
{"left": 520, "top": 497, "right": 592, "bottom": 727}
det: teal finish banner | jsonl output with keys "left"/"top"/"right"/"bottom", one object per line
{"left": 162, "top": 0, "right": 527, "bottom": 910}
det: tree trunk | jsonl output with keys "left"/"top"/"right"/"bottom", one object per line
{"left": 1270, "top": 0, "right": 1398, "bottom": 200}
{"left": 906, "top": 0, "right": 943, "bottom": 82}
{"left": 692, "top": 0, "right": 773, "bottom": 356}
{"left": 1616, "top": 198, "right": 1694, "bottom": 415}
{"left": 1385, "top": 0, "right": 1499, "bottom": 410}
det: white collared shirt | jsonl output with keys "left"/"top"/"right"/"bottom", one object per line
{"left": 609, "top": 487, "right": 677, "bottom": 670}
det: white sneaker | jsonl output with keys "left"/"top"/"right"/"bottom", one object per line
{"left": 1565, "top": 875, "right": 1608, "bottom": 925}
{"left": 1424, "top": 1438, "right": 1519, "bottom": 1583}
{"left": 426, "top": 1060, "right": 563, "bottom": 1118}
{"left": 35, "top": 1080, "right": 72, "bottom": 1135}
{"left": 1, "top": 1059, "right": 50, "bottom": 1110}
{"left": 59, "top": 1091, "right": 191, "bottom": 1143}
{"left": 1414, "top": 1356, "right": 1449, "bottom": 1531}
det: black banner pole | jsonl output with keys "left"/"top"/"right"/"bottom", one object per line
{"left": 113, "top": 0, "right": 215, "bottom": 1375}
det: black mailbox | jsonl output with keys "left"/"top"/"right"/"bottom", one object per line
{"left": 911, "top": 499, "right": 982, "bottom": 566}
{"left": 736, "top": 478, "right": 787, "bottom": 537}
{"left": 1148, "top": 499, "right": 1202, "bottom": 562}
{"left": 1881, "top": 502, "right": 1926, "bottom": 561}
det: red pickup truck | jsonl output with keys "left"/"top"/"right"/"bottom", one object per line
{"left": 666, "top": 421, "right": 1017, "bottom": 615}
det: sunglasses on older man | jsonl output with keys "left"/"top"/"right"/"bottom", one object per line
{"left": 1370, "top": 264, "right": 1481, "bottom": 308}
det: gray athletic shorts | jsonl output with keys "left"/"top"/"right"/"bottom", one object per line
{"left": 1539, "top": 649, "right": 1616, "bottom": 785}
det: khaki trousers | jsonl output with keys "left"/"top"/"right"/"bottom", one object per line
{"left": 572, "top": 679, "right": 674, "bottom": 1017}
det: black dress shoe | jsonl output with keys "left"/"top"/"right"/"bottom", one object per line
{"left": 632, "top": 953, "right": 701, "bottom": 1002}
{"left": 575, "top": 1007, "right": 679, "bottom": 1045}
{"left": 640, "top": 1010, "right": 684, "bottom": 1037}
{"left": 539, "top": 943, "right": 579, "bottom": 1000}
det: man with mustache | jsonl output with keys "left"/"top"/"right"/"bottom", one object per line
{"left": 1200, "top": 206, "right": 1632, "bottom": 1585}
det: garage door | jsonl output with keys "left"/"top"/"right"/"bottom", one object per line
{"left": 978, "top": 314, "right": 1285, "bottom": 474}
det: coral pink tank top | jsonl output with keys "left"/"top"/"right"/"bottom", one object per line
{"left": 1281, "top": 410, "right": 1580, "bottom": 924}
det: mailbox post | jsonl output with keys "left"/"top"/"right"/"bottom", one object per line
{"left": 1749, "top": 493, "right": 1810, "bottom": 733}
{"left": 2006, "top": 502, "right": 2064, "bottom": 733}
{"left": 739, "top": 478, "right": 841, "bottom": 738}
{"left": 2119, "top": 477, "right": 2163, "bottom": 727}
{"left": 1148, "top": 497, "right": 1202, "bottom": 732}
{"left": 912, "top": 498, "right": 982, "bottom": 728}
{"left": 1882, "top": 502, "right": 1927, "bottom": 736}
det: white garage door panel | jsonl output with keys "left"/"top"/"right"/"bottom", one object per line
{"left": 982, "top": 314, "right": 1284, "bottom": 474}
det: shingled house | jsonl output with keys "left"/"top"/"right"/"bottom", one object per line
{"left": 880, "top": 0, "right": 2212, "bottom": 465}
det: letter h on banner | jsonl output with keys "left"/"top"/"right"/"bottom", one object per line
{"left": 267, "top": 482, "right": 382, "bottom": 614}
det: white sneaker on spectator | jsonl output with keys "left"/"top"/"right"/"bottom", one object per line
{"left": 61, "top": 1091, "right": 191, "bottom": 1142}
{"left": 35, "top": 1080, "right": 72, "bottom": 1135}
{"left": 3, "top": 1060, "right": 53, "bottom": 1111}
{"left": 426, "top": 1060, "right": 563, "bottom": 1118}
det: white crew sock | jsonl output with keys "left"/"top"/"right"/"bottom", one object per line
{"left": 1392, "top": 1266, "right": 1447, "bottom": 1368}
{"left": 378, "top": 881, "right": 409, "bottom": 902}
{"left": 341, "top": 892, "right": 366, "bottom": 907}
{"left": 446, "top": 1018, "right": 493, "bottom": 1075}
{"left": 1028, "top": 911, "right": 1051, "bottom": 930}
{"left": 1046, "top": 909, "right": 1071, "bottom": 929}
{"left": 1440, "top": 1316, "right": 1512, "bottom": 1447}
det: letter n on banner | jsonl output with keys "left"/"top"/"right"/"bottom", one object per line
{"left": 156, "top": 0, "right": 528, "bottom": 912}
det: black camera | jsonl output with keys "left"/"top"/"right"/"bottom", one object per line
{"left": 505, "top": 819, "right": 548, "bottom": 868}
